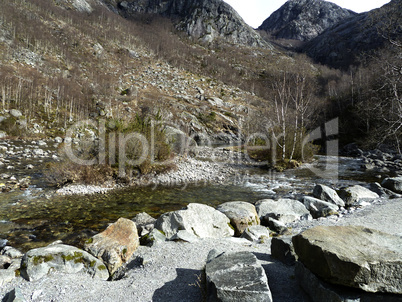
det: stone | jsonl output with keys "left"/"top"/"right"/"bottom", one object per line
{"left": 207, "top": 97, "right": 224, "bottom": 108}
{"left": 171, "top": 230, "right": 199, "bottom": 243}
{"left": 216, "top": 201, "right": 260, "bottom": 236}
{"left": 267, "top": 217, "right": 288, "bottom": 234}
{"left": 205, "top": 250, "right": 272, "bottom": 302}
{"left": 1, "top": 246, "right": 23, "bottom": 259}
{"left": 0, "top": 131, "right": 7, "bottom": 139}
{"left": 255, "top": 198, "right": 311, "bottom": 225}
{"left": 0, "top": 239, "right": 8, "bottom": 249}
{"left": 313, "top": 184, "right": 345, "bottom": 207}
{"left": 196, "top": 87, "right": 204, "bottom": 95}
{"left": 140, "top": 229, "right": 166, "bottom": 246}
{"left": 9, "top": 109, "right": 22, "bottom": 118}
{"left": 54, "top": 137, "right": 63, "bottom": 143}
{"left": 240, "top": 225, "right": 270, "bottom": 243}
{"left": 370, "top": 182, "right": 401, "bottom": 198}
{"left": 155, "top": 203, "right": 234, "bottom": 239}
{"left": 292, "top": 226, "right": 402, "bottom": 294}
{"left": 0, "top": 258, "right": 21, "bottom": 287}
{"left": 338, "top": 185, "right": 379, "bottom": 206}
{"left": 84, "top": 218, "right": 139, "bottom": 275}
{"left": 271, "top": 237, "right": 297, "bottom": 266}
{"left": 295, "top": 262, "right": 402, "bottom": 302}
{"left": 20, "top": 244, "right": 109, "bottom": 281}
{"left": 2, "top": 287, "right": 26, "bottom": 302}
{"left": 0, "top": 254, "right": 11, "bottom": 269}
{"left": 381, "top": 177, "right": 402, "bottom": 194}
{"left": 132, "top": 212, "right": 156, "bottom": 236}
{"left": 302, "top": 196, "right": 339, "bottom": 218}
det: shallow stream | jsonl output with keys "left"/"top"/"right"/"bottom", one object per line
{"left": 0, "top": 151, "right": 381, "bottom": 252}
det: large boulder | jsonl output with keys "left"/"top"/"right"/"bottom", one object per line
{"left": 381, "top": 177, "right": 402, "bottom": 194}
{"left": 338, "top": 185, "right": 379, "bottom": 206}
{"left": 302, "top": 196, "right": 339, "bottom": 218}
{"left": 313, "top": 184, "right": 345, "bottom": 207}
{"left": 292, "top": 226, "right": 402, "bottom": 294}
{"left": 205, "top": 250, "right": 272, "bottom": 302}
{"left": 20, "top": 244, "right": 109, "bottom": 281}
{"left": 155, "top": 203, "right": 234, "bottom": 239}
{"left": 216, "top": 201, "right": 260, "bottom": 236}
{"left": 255, "top": 198, "right": 311, "bottom": 225}
{"left": 295, "top": 261, "right": 402, "bottom": 302}
{"left": 84, "top": 218, "right": 140, "bottom": 275}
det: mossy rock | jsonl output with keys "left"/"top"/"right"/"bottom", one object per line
{"left": 20, "top": 244, "right": 109, "bottom": 281}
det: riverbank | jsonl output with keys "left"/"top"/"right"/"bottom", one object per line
{"left": 1, "top": 196, "right": 401, "bottom": 302}
{"left": 56, "top": 146, "right": 266, "bottom": 195}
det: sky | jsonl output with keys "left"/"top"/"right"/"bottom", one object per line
{"left": 223, "top": 0, "right": 391, "bottom": 28}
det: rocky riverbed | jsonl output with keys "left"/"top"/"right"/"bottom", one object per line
{"left": 0, "top": 195, "right": 401, "bottom": 302}
{"left": 0, "top": 139, "right": 402, "bottom": 301}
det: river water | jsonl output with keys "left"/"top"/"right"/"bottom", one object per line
{"left": 0, "top": 152, "right": 379, "bottom": 252}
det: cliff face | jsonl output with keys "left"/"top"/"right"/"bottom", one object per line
{"left": 258, "top": 0, "right": 356, "bottom": 41}
{"left": 109, "top": 0, "right": 270, "bottom": 47}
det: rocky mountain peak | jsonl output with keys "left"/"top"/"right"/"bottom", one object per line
{"left": 258, "top": 0, "right": 357, "bottom": 41}
{"left": 109, "top": 0, "right": 270, "bottom": 47}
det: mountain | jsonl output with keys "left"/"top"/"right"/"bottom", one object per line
{"left": 103, "top": 0, "right": 270, "bottom": 47}
{"left": 303, "top": 0, "right": 402, "bottom": 68}
{"left": 0, "top": 0, "right": 281, "bottom": 143}
{"left": 258, "top": 0, "right": 356, "bottom": 41}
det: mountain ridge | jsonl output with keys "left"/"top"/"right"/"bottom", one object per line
{"left": 258, "top": 0, "right": 357, "bottom": 41}
{"left": 302, "top": 0, "right": 401, "bottom": 68}
{"left": 105, "top": 0, "right": 270, "bottom": 47}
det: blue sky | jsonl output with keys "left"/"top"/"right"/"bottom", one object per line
{"left": 223, "top": 0, "right": 391, "bottom": 28}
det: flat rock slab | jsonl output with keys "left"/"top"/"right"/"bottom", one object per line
{"left": 205, "top": 250, "right": 272, "bottom": 302}
{"left": 292, "top": 226, "right": 402, "bottom": 294}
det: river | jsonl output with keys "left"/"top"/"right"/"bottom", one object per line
{"left": 0, "top": 142, "right": 380, "bottom": 252}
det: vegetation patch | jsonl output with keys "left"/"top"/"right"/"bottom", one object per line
{"left": 97, "top": 265, "right": 107, "bottom": 271}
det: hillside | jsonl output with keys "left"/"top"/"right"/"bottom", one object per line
{"left": 0, "top": 0, "right": 283, "bottom": 144}
{"left": 303, "top": 0, "right": 402, "bottom": 68}
{"left": 0, "top": 0, "right": 400, "bottom": 157}
{"left": 258, "top": 0, "right": 356, "bottom": 41}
